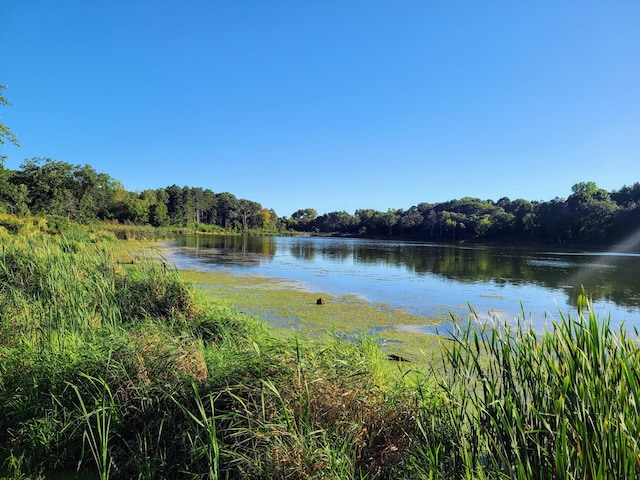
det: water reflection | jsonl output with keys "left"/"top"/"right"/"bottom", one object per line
{"left": 170, "top": 235, "right": 640, "bottom": 327}
{"left": 289, "top": 241, "right": 317, "bottom": 261}
{"left": 177, "top": 234, "right": 276, "bottom": 265}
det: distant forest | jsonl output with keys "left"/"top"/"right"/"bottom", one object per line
{"left": 1, "top": 157, "right": 639, "bottom": 248}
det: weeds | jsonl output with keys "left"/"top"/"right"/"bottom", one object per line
{"left": 171, "top": 383, "right": 221, "bottom": 479}
{"left": 2, "top": 216, "right": 640, "bottom": 479}
{"left": 428, "top": 296, "right": 640, "bottom": 479}
{"left": 69, "top": 373, "right": 116, "bottom": 480}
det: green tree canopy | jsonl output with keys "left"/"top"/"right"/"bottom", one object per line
{"left": 0, "top": 85, "right": 20, "bottom": 148}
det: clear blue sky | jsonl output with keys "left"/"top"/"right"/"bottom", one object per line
{"left": 1, "top": 1, "right": 638, "bottom": 217}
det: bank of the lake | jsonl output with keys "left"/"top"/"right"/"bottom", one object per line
{"left": 0, "top": 228, "right": 419, "bottom": 479}
{"left": 178, "top": 268, "right": 441, "bottom": 362}
{"left": 3, "top": 219, "right": 640, "bottom": 479}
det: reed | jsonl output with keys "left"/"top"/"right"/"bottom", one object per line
{"left": 2, "top": 218, "right": 640, "bottom": 479}
{"left": 171, "top": 383, "right": 222, "bottom": 479}
{"left": 426, "top": 297, "right": 640, "bottom": 479}
{"left": 69, "top": 372, "right": 116, "bottom": 480}
{"left": 99, "top": 222, "right": 186, "bottom": 241}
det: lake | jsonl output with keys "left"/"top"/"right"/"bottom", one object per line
{"left": 163, "top": 234, "right": 640, "bottom": 333}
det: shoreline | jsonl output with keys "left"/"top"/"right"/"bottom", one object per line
{"left": 152, "top": 241, "right": 442, "bottom": 362}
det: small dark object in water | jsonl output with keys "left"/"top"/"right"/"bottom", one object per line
{"left": 316, "top": 297, "right": 325, "bottom": 305}
{"left": 387, "top": 354, "right": 411, "bottom": 362}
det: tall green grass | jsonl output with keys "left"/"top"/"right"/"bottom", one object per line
{"left": 416, "top": 299, "right": 640, "bottom": 479}
{"left": 69, "top": 371, "right": 116, "bottom": 480}
{"left": 2, "top": 216, "right": 640, "bottom": 479}
{"left": 0, "top": 224, "right": 414, "bottom": 478}
{"left": 98, "top": 222, "right": 189, "bottom": 241}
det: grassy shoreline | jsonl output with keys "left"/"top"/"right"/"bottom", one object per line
{"left": 2, "top": 219, "right": 640, "bottom": 479}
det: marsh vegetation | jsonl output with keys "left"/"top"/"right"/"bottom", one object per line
{"left": 2, "top": 217, "right": 640, "bottom": 479}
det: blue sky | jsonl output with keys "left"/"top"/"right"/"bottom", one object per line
{"left": 1, "top": 1, "right": 638, "bottom": 217}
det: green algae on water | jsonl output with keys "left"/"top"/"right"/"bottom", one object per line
{"left": 180, "top": 269, "right": 442, "bottom": 361}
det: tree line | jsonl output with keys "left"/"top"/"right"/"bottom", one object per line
{"left": 0, "top": 157, "right": 283, "bottom": 231}
{"left": 289, "top": 181, "right": 640, "bottom": 247}
{"left": 1, "top": 157, "right": 639, "bottom": 247}
{"left": 1, "top": 85, "right": 639, "bottom": 246}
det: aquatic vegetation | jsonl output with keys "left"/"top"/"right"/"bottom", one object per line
{"left": 1, "top": 220, "right": 639, "bottom": 479}
{"left": 420, "top": 298, "right": 640, "bottom": 479}
{"left": 0, "top": 229, "right": 416, "bottom": 478}
{"left": 180, "top": 269, "right": 441, "bottom": 362}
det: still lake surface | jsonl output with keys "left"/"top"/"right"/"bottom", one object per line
{"left": 164, "top": 234, "right": 640, "bottom": 332}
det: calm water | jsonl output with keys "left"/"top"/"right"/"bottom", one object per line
{"left": 163, "top": 235, "right": 640, "bottom": 332}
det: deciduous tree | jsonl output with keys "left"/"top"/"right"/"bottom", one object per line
{"left": 0, "top": 85, "right": 19, "bottom": 147}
